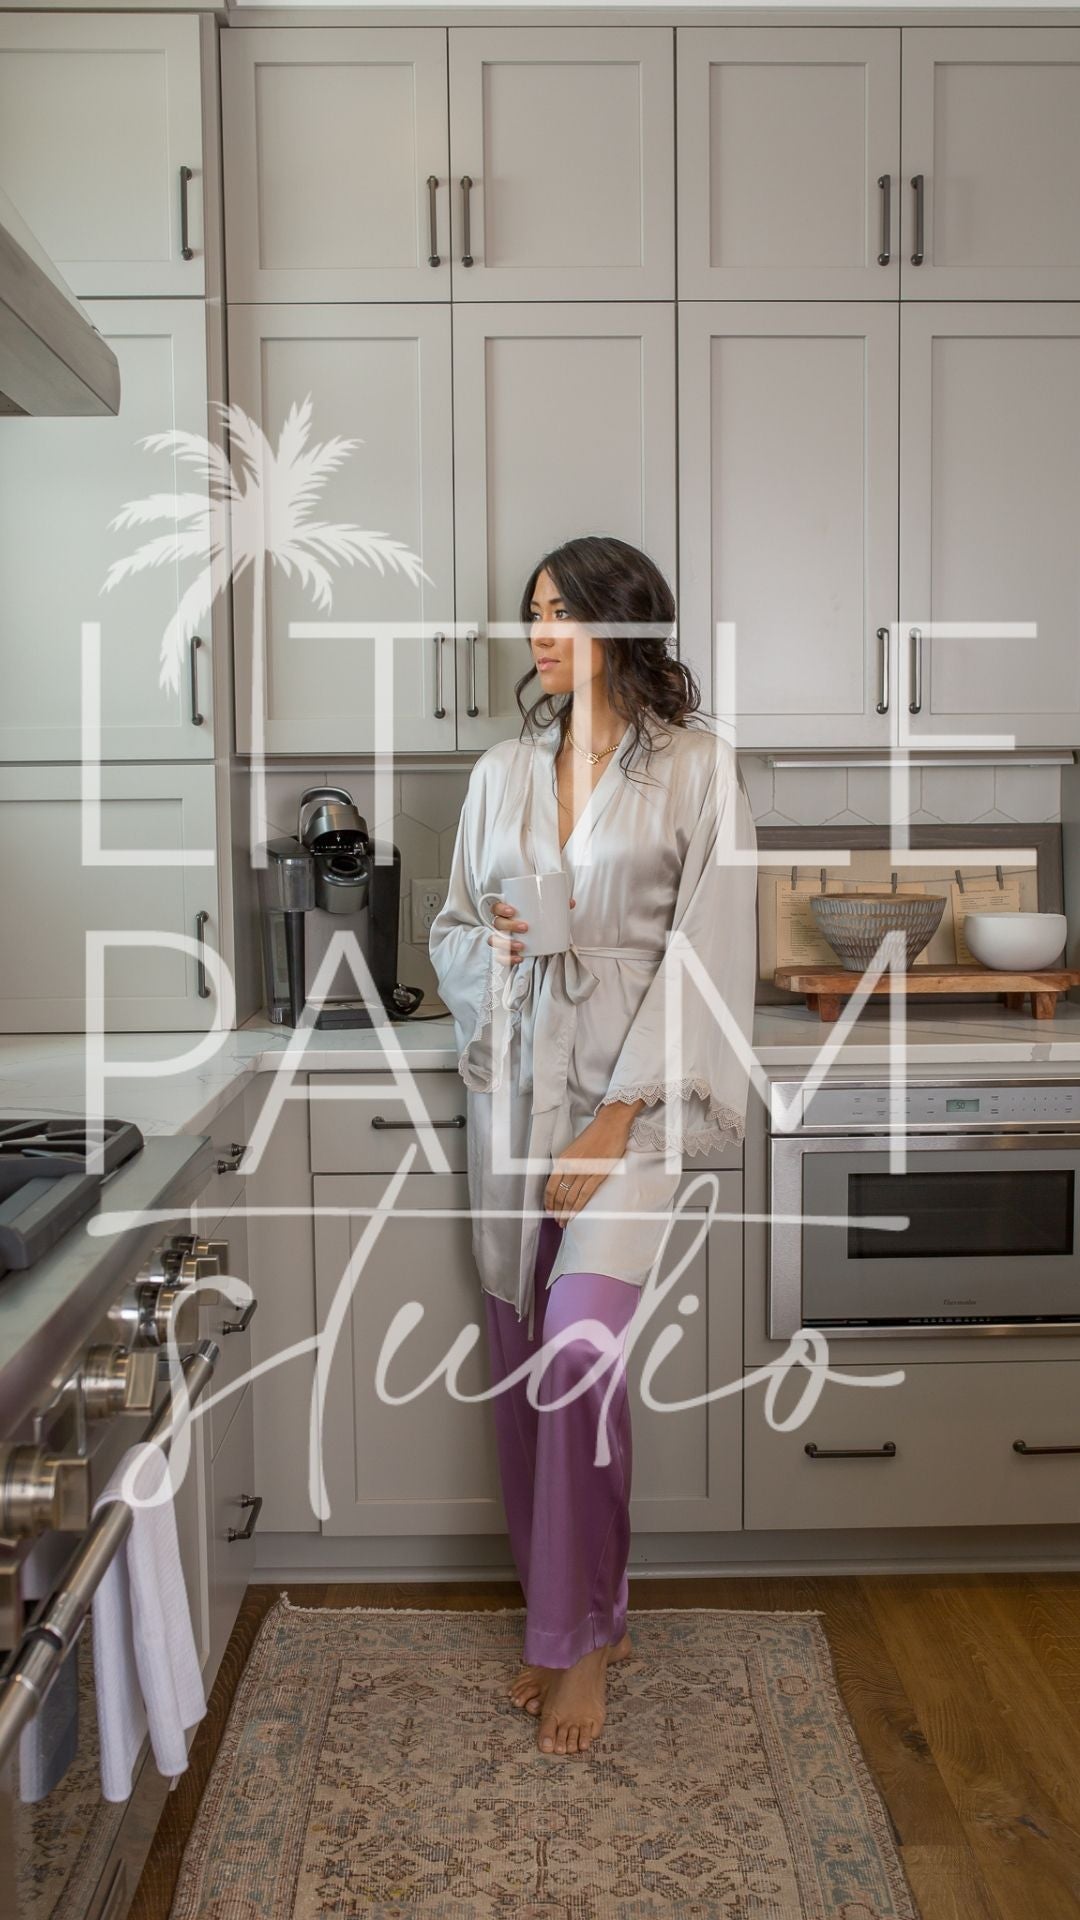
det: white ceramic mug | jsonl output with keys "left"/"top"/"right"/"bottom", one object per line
{"left": 478, "top": 870, "right": 571, "bottom": 958}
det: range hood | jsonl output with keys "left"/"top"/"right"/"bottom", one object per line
{"left": 0, "top": 186, "right": 120, "bottom": 418}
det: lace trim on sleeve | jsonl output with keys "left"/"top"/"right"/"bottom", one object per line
{"left": 456, "top": 955, "right": 510, "bottom": 1088}
{"left": 596, "top": 1077, "right": 746, "bottom": 1155}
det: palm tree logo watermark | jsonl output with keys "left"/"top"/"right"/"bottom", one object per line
{"left": 101, "top": 392, "right": 432, "bottom": 863}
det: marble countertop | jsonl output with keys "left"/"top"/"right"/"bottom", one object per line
{"left": 4, "top": 998, "right": 1080, "bottom": 1139}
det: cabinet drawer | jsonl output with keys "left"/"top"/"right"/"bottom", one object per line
{"left": 745, "top": 1358, "right": 1080, "bottom": 1531}
{"left": 308, "top": 1071, "right": 742, "bottom": 1175}
{"left": 308, "top": 1071, "right": 468, "bottom": 1173}
{"left": 189, "top": 1086, "right": 254, "bottom": 1234}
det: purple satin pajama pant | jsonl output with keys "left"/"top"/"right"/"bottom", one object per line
{"left": 482, "top": 1213, "right": 640, "bottom": 1670}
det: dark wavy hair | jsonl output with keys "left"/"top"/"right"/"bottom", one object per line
{"left": 514, "top": 534, "right": 705, "bottom": 783}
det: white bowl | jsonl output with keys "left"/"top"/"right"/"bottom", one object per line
{"left": 964, "top": 911, "right": 1067, "bottom": 971}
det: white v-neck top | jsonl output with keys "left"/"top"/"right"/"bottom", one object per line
{"left": 429, "top": 712, "right": 759, "bottom": 1332}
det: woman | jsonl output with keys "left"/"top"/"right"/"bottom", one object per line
{"left": 428, "top": 534, "right": 758, "bottom": 1760}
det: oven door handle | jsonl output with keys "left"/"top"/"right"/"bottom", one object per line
{"left": 0, "top": 1339, "right": 219, "bottom": 1774}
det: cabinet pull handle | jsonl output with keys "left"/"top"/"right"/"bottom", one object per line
{"left": 461, "top": 175, "right": 474, "bottom": 267}
{"left": 222, "top": 1298, "right": 258, "bottom": 1335}
{"left": 226, "top": 1492, "right": 262, "bottom": 1542}
{"left": 908, "top": 626, "right": 922, "bottom": 714}
{"left": 877, "top": 173, "right": 891, "bottom": 265}
{"left": 195, "top": 909, "right": 211, "bottom": 998}
{"left": 911, "top": 173, "right": 925, "bottom": 266}
{"left": 189, "top": 634, "right": 204, "bottom": 726}
{"left": 466, "top": 629, "right": 480, "bottom": 716}
{"left": 179, "top": 164, "right": 194, "bottom": 262}
{"left": 433, "top": 630, "right": 446, "bottom": 718}
{"left": 371, "top": 1112, "right": 466, "bottom": 1130}
{"left": 426, "top": 174, "right": 440, "bottom": 266}
{"left": 1014, "top": 1438, "right": 1080, "bottom": 1455}
{"left": 805, "top": 1441, "right": 896, "bottom": 1459}
{"left": 874, "top": 625, "right": 890, "bottom": 714}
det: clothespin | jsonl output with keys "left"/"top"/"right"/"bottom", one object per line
{"left": 820, "top": 867, "right": 827, "bottom": 893}
{"left": 955, "top": 868, "right": 965, "bottom": 894}
{"left": 995, "top": 865, "right": 1004, "bottom": 889}
{"left": 791, "top": 865, "right": 798, "bottom": 888}
{"left": 890, "top": 870, "right": 898, "bottom": 893}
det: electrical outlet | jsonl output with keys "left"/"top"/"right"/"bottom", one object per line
{"left": 411, "top": 878, "right": 448, "bottom": 942}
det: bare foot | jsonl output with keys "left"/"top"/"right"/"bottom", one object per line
{"left": 536, "top": 1645, "right": 610, "bottom": 1755}
{"left": 508, "top": 1631, "right": 632, "bottom": 1718}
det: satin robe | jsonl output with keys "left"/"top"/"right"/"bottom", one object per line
{"left": 428, "top": 714, "right": 759, "bottom": 1336}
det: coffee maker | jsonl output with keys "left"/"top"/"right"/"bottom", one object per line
{"left": 257, "top": 786, "right": 424, "bottom": 1028}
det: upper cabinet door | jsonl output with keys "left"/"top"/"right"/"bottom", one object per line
{"left": 900, "top": 304, "right": 1080, "bottom": 748}
{"left": 902, "top": 29, "right": 1080, "bottom": 299}
{"left": 452, "top": 303, "right": 676, "bottom": 752}
{"left": 0, "top": 300, "right": 215, "bottom": 762}
{"left": 677, "top": 28, "right": 900, "bottom": 300}
{"left": 0, "top": 15, "right": 203, "bottom": 297}
{"left": 679, "top": 302, "right": 899, "bottom": 750}
{"left": 221, "top": 29, "right": 450, "bottom": 303}
{"left": 447, "top": 28, "right": 674, "bottom": 300}
{"left": 227, "top": 304, "right": 455, "bottom": 756}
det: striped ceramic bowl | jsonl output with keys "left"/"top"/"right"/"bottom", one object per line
{"left": 809, "top": 890, "right": 946, "bottom": 972}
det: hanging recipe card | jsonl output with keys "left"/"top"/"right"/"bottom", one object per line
{"left": 772, "top": 873, "right": 848, "bottom": 967}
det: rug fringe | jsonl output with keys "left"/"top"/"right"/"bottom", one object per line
{"left": 271, "top": 1594, "right": 827, "bottom": 1620}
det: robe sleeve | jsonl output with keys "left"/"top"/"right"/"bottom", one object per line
{"left": 427, "top": 758, "right": 512, "bottom": 1092}
{"left": 593, "top": 742, "right": 758, "bottom": 1156}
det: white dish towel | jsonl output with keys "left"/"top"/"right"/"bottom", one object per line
{"left": 91, "top": 1440, "right": 207, "bottom": 1803}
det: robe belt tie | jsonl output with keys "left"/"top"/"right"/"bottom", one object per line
{"left": 484, "top": 941, "right": 667, "bottom": 1334}
{"left": 491, "top": 942, "right": 665, "bottom": 1115}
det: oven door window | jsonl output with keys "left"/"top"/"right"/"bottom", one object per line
{"left": 802, "top": 1145, "right": 1080, "bottom": 1326}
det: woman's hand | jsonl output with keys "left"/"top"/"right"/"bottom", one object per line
{"left": 544, "top": 1104, "right": 633, "bottom": 1226}
{"left": 487, "top": 895, "right": 576, "bottom": 965}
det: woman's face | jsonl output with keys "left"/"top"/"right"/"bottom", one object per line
{"left": 528, "top": 568, "right": 605, "bottom": 700}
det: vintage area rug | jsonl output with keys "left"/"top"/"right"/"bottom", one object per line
{"left": 167, "top": 1597, "right": 922, "bottom": 1919}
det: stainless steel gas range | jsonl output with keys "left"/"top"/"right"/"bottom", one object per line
{"left": 0, "top": 1117, "right": 232, "bottom": 1920}
{"left": 768, "top": 1076, "right": 1080, "bottom": 1340}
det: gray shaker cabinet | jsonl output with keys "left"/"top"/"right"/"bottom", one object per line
{"left": 899, "top": 303, "right": 1080, "bottom": 749}
{"left": 900, "top": 29, "right": 1080, "bottom": 301}
{"left": 452, "top": 302, "right": 677, "bottom": 753}
{"left": 0, "top": 300, "right": 216, "bottom": 762}
{"left": 447, "top": 27, "right": 674, "bottom": 302}
{"left": 221, "top": 28, "right": 451, "bottom": 305}
{"left": 678, "top": 300, "right": 900, "bottom": 750}
{"left": 0, "top": 12, "right": 204, "bottom": 298}
{"left": 677, "top": 28, "right": 901, "bottom": 301}
{"left": 226, "top": 302, "right": 456, "bottom": 756}
{"left": 221, "top": 25, "right": 674, "bottom": 306}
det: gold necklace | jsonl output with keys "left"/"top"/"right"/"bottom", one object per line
{"left": 566, "top": 721, "right": 620, "bottom": 765}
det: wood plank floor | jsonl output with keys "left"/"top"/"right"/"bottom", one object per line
{"left": 130, "top": 1572, "right": 1080, "bottom": 1920}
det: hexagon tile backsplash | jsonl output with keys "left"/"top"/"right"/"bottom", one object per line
{"left": 261, "top": 758, "right": 1062, "bottom": 1005}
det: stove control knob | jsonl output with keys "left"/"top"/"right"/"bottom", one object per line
{"left": 135, "top": 1282, "right": 201, "bottom": 1347}
{"left": 169, "top": 1235, "right": 229, "bottom": 1267}
{"left": 0, "top": 1447, "right": 91, "bottom": 1536}
{"left": 82, "top": 1345, "right": 159, "bottom": 1417}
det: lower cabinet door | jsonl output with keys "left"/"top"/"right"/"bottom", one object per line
{"left": 626, "top": 1176, "right": 743, "bottom": 1533}
{"left": 312, "top": 1169, "right": 743, "bottom": 1538}
{"left": 313, "top": 1172, "right": 504, "bottom": 1536}
{"left": 207, "top": 1381, "right": 257, "bottom": 1683}
{"left": 745, "top": 1357, "right": 1080, "bottom": 1530}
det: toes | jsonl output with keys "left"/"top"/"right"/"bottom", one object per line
{"left": 538, "top": 1712, "right": 558, "bottom": 1753}
{"left": 526, "top": 1697, "right": 541, "bottom": 1714}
